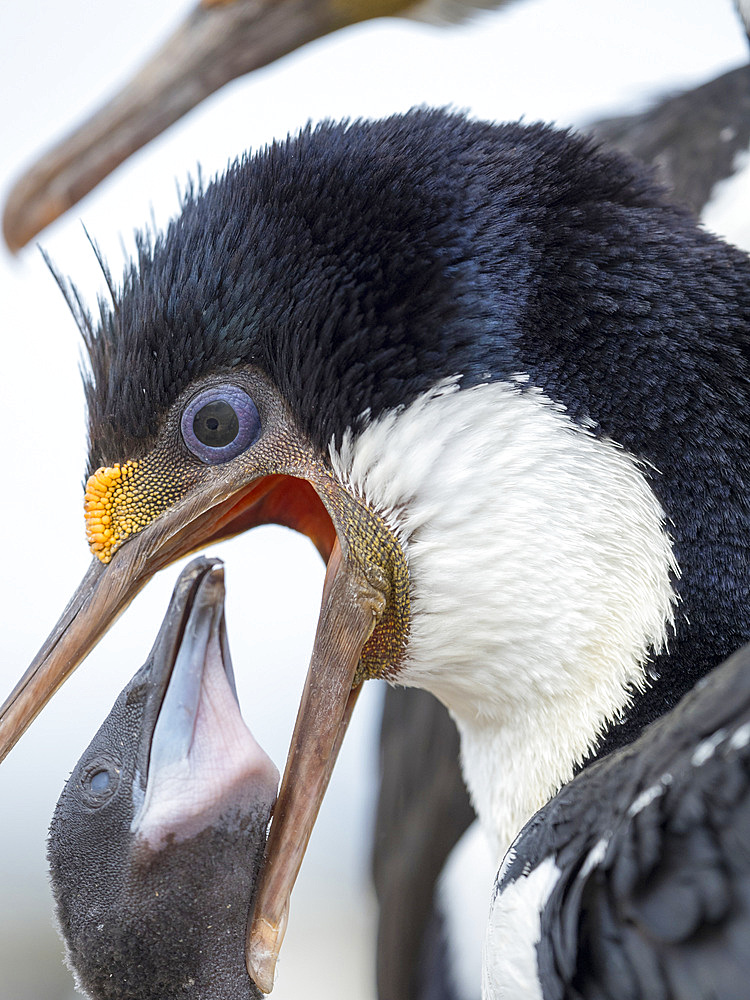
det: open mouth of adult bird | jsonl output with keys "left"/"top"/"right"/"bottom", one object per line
{"left": 0, "top": 406, "right": 408, "bottom": 992}
{"left": 0, "top": 473, "right": 332, "bottom": 742}
{"left": 133, "top": 555, "right": 279, "bottom": 855}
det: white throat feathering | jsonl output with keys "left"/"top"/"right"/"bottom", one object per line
{"left": 330, "top": 378, "right": 678, "bottom": 858}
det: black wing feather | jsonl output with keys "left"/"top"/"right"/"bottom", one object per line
{"left": 494, "top": 643, "right": 750, "bottom": 1000}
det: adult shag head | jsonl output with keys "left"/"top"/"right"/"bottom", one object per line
{"left": 2, "top": 109, "right": 749, "bottom": 989}
{"left": 48, "top": 557, "right": 278, "bottom": 999}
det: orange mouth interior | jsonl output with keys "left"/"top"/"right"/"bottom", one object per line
{"left": 197, "top": 475, "right": 337, "bottom": 564}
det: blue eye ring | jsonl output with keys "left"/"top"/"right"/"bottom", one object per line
{"left": 181, "top": 385, "right": 261, "bottom": 464}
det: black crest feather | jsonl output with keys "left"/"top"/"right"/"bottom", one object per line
{"left": 81, "top": 111, "right": 668, "bottom": 469}
{"left": 74, "top": 109, "right": 748, "bottom": 489}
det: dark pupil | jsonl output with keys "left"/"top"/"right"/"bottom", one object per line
{"left": 193, "top": 400, "right": 239, "bottom": 448}
{"left": 89, "top": 769, "right": 110, "bottom": 793}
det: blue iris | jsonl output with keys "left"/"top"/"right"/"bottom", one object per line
{"left": 181, "top": 384, "right": 261, "bottom": 464}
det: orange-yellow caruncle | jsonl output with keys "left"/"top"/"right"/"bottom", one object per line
{"left": 84, "top": 461, "right": 182, "bottom": 563}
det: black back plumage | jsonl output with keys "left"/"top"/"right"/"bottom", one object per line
{"left": 494, "top": 641, "right": 750, "bottom": 1000}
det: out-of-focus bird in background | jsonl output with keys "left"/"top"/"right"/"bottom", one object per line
{"left": 3, "top": 0, "right": 750, "bottom": 252}
{"left": 2, "top": 0, "right": 521, "bottom": 252}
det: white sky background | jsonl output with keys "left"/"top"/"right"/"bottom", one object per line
{"left": 0, "top": 1, "right": 747, "bottom": 998}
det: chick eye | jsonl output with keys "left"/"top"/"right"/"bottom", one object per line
{"left": 89, "top": 769, "right": 111, "bottom": 793}
{"left": 81, "top": 760, "right": 120, "bottom": 806}
{"left": 181, "top": 385, "right": 261, "bottom": 464}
